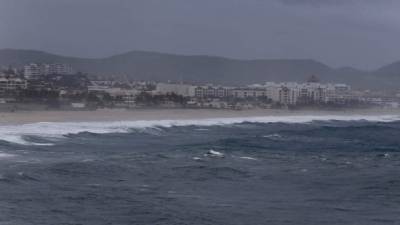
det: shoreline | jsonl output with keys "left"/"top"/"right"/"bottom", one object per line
{"left": 0, "top": 108, "right": 399, "bottom": 125}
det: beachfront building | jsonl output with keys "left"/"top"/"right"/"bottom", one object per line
{"left": 88, "top": 86, "right": 139, "bottom": 98}
{"left": 248, "top": 82, "right": 353, "bottom": 106}
{"left": 90, "top": 79, "right": 356, "bottom": 107}
{"left": 193, "top": 85, "right": 233, "bottom": 98}
{"left": 0, "top": 77, "right": 27, "bottom": 96}
{"left": 155, "top": 83, "right": 195, "bottom": 97}
{"left": 154, "top": 81, "right": 354, "bottom": 106}
{"left": 325, "top": 84, "right": 353, "bottom": 104}
{"left": 232, "top": 88, "right": 267, "bottom": 98}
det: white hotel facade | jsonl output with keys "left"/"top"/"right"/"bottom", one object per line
{"left": 24, "top": 63, "right": 74, "bottom": 79}
{"left": 156, "top": 81, "right": 353, "bottom": 105}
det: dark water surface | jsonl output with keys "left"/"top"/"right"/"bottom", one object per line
{"left": 1, "top": 119, "right": 400, "bottom": 224}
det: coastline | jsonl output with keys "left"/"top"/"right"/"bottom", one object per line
{"left": 0, "top": 108, "right": 399, "bottom": 125}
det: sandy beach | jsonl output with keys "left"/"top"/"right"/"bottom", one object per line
{"left": 0, "top": 108, "right": 399, "bottom": 125}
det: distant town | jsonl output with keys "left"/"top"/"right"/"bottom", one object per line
{"left": 0, "top": 62, "right": 399, "bottom": 111}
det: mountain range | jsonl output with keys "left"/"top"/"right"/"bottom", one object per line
{"left": 0, "top": 49, "right": 399, "bottom": 90}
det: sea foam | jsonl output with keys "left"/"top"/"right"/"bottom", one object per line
{"left": 0, "top": 114, "right": 399, "bottom": 145}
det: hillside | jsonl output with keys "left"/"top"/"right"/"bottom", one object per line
{"left": 0, "top": 49, "right": 397, "bottom": 89}
{"left": 375, "top": 61, "right": 400, "bottom": 78}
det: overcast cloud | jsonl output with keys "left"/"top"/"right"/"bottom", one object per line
{"left": 0, "top": 0, "right": 399, "bottom": 69}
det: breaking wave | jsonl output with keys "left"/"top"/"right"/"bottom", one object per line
{"left": 0, "top": 114, "right": 399, "bottom": 145}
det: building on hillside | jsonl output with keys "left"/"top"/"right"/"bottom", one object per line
{"left": 24, "top": 63, "right": 45, "bottom": 80}
{"left": 24, "top": 63, "right": 74, "bottom": 79}
{"left": 46, "top": 63, "right": 74, "bottom": 75}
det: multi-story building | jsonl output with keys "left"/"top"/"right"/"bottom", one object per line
{"left": 46, "top": 63, "right": 74, "bottom": 75}
{"left": 24, "top": 63, "right": 45, "bottom": 80}
{"left": 232, "top": 88, "right": 267, "bottom": 98}
{"left": 24, "top": 63, "right": 74, "bottom": 79}
{"left": 216, "top": 86, "right": 232, "bottom": 98}
{"left": 278, "top": 86, "right": 299, "bottom": 105}
{"left": 193, "top": 85, "right": 233, "bottom": 98}
{"left": 155, "top": 83, "right": 194, "bottom": 97}
{"left": 0, "top": 77, "right": 27, "bottom": 96}
{"left": 325, "top": 84, "right": 352, "bottom": 104}
{"left": 254, "top": 81, "right": 352, "bottom": 105}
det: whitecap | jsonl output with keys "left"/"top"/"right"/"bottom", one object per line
{"left": 239, "top": 156, "right": 258, "bottom": 161}
{"left": 32, "top": 143, "right": 55, "bottom": 146}
{"left": 262, "top": 133, "right": 283, "bottom": 140}
{"left": 204, "top": 149, "right": 224, "bottom": 158}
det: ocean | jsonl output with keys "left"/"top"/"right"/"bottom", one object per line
{"left": 1, "top": 115, "right": 400, "bottom": 225}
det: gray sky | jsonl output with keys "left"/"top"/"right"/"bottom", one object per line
{"left": 0, "top": 0, "right": 399, "bottom": 70}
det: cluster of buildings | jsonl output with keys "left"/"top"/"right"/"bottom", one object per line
{"left": 152, "top": 78, "right": 400, "bottom": 109}
{"left": 154, "top": 81, "right": 354, "bottom": 107}
{"left": 0, "top": 63, "right": 81, "bottom": 105}
{"left": 24, "top": 63, "right": 74, "bottom": 79}
{"left": 0, "top": 62, "right": 399, "bottom": 110}
{"left": 0, "top": 77, "right": 27, "bottom": 98}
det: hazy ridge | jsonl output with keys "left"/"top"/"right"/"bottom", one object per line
{"left": 0, "top": 49, "right": 398, "bottom": 89}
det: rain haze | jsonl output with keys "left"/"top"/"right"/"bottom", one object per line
{"left": 1, "top": 0, "right": 400, "bottom": 69}
{"left": 2, "top": 1, "right": 400, "bottom": 225}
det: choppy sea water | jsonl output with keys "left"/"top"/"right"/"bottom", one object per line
{"left": 1, "top": 115, "right": 400, "bottom": 225}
